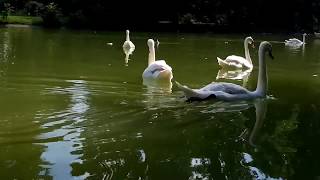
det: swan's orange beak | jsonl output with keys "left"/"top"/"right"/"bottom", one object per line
{"left": 159, "top": 70, "right": 173, "bottom": 81}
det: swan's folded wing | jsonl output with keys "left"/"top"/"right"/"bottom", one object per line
{"left": 200, "top": 82, "right": 249, "bottom": 94}
{"left": 225, "top": 55, "right": 246, "bottom": 63}
{"left": 154, "top": 60, "right": 172, "bottom": 71}
{"left": 175, "top": 81, "right": 213, "bottom": 99}
{"left": 217, "top": 57, "right": 230, "bottom": 67}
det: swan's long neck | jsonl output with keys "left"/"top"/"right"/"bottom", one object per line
{"left": 254, "top": 45, "right": 267, "bottom": 97}
{"left": 126, "top": 31, "right": 130, "bottom": 41}
{"left": 302, "top": 34, "right": 306, "bottom": 44}
{"left": 244, "top": 39, "right": 252, "bottom": 64}
{"left": 148, "top": 46, "right": 156, "bottom": 66}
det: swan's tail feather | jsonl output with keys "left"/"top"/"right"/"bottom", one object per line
{"left": 217, "top": 57, "right": 228, "bottom": 67}
{"left": 174, "top": 81, "right": 200, "bottom": 98}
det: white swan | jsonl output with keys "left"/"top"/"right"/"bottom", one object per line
{"left": 175, "top": 41, "right": 273, "bottom": 101}
{"left": 285, "top": 33, "right": 306, "bottom": 47}
{"left": 142, "top": 39, "right": 173, "bottom": 82}
{"left": 217, "top": 37, "right": 254, "bottom": 69}
{"left": 122, "top": 30, "right": 135, "bottom": 50}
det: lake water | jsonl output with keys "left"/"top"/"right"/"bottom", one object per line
{"left": 0, "top": 27, "right": 320, "bottom": 179}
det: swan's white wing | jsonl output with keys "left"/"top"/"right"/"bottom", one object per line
{"left": 153, "top": 60, "right": 172, "bottom": 71}
{"left": 123, "top": 40, "right": 135, "bottom": 49}
{"left": 142, "top": 60, "right": 172, "bottom": 79}
{"left": 225, "top": 55, "right": 253, "bottom": 69}
{"left": 209, "top": 91, "right": 253, "bottom": 101}
{"left": 175, "top": 81, "right": 252, "bottom": 101}
{"left": 217, "top": 56, "right": 243, "bottom": 69}
{"left": 225, "top": 55, "right": 246, "bottom": 63}
{"left": 288, "top": 38, "right": 299, "bottom": 41}
{"left": 285, "top": 38, "right": 303, "bottom": 47}
{"left": 200, "top": 82, "right": 250, "bottom": 94}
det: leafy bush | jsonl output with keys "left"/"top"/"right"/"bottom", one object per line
{"left": 1, "top": 3, "right": 14, "bottom": 20}
{"left": 40, "top": 2, "right": 62, "bottom": 27}
{"left": 25, "top": 1, "right": 43, "bottom": 16}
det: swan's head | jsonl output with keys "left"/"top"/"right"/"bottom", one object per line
{"left": 147, "top": 39, "right": 155, "bottom": 51}
{"left": 260, "top": 41, "right": 274, "bottom": 59}
{"left": 247, "top": 36, "right": 254, "bottom": 44}
{"left": 126, "top": 30, "right": 130, "bottom": 34}
{"left": 245, "top": 36, "right": 255, "bottom": 48}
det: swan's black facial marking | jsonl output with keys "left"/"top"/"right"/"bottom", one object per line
{"left": 151, "top": 67, "right": 165, "bottom": 74}
{"left": 186, "top": 94, "right": 216, "bottom": 102}
{"left": 269, "top": 51, "right": 274, "bottom": 60}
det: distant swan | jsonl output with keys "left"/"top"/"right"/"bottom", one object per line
{"left": 123, "top": 30, "right": 135, "bottom": 50}
{"left": 217, "top": 37, "right": 254, "bottom": 69}
{"left": 285, "top": 33, "right": 306, "bottom": 47}
{"left": 176, "top": 41, "right": 273, "bottom": 101}
{"left": 142, "top": 39, "right": 173, "bottom": 82}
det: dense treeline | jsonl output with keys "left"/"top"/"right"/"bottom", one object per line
{"left": 1, "top": 0, "right": 320, "bottom": 32}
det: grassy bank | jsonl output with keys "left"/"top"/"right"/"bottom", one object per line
{"left": 0, "top": 16, "right": 43, "bottom": 25}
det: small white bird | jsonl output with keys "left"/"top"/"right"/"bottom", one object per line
{"left": 123, "top": 30, "right": 135, "bottom": 50}
{"left": 142, "top": 39, "right": 173, "bottom": 82}
{"left": 176, "top": 41, "right": 273, "bottom": 102}
{"left": 217, "top": 37, "right": 254, "bottom": 70}
{"left": 285, "top": 33, "right": 306, "bottom": 47}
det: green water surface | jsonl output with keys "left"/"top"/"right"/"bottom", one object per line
{"left": 0, "top": 27, "right": 320, "bottom": 179}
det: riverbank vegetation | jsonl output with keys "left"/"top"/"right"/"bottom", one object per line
{"left": 1, "top": 0, "right": 320, "bottom": 32}
{"left": 0, "top": 15, "right": 42, "bottom": 25}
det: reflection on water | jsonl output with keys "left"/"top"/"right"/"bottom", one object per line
{"left": 0, "top": 30, "right": 12, "bottom": 85}
{"left": 248, "top": 99, "right": 268, "bottom": 147}
{"left": 38, "top": 80, "right": 90, "bottom": 179}
{"left": 189, "top": 158, "right": 211, "bottom": 179}
{"left": 123, "top": 46, "right": 135, "bottom": 65}
{"left": 142, "top": 78, "right": 174, "bottom": 110}
{"left": 216, "top": 68, "right": 252, "bottom": 87}
{"left": 285, "top": 42, "right": 306, "bottom": 56}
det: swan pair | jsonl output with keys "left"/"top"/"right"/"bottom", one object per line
{"left": 141, "top": 36, "right": 254, "bottom": 84}
{"left": 176, "top": 41, "right": 273, "bottom": 101}
{"left": 122, "top": 30, "right": 172, "bottom": 83}
{"left": 285, "top": 33, "right": 306, "bottom": 47}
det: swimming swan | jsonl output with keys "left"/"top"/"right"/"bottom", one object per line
{"left": 123, "top": 30, "right": 135, "bottom": 50}
{"left": 142, "top": 39, "right": 173, "bottom": 82}
{"left": 176, "top": 41, "right": 273, "bottom": 101}
{"left": 285, "top": 33, "right": 306, "bottom": 47}
{"left": 217, "top": 37, "right": 254, "bottom": 69}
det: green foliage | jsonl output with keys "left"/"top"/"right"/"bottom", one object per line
{"left": 2, "top": 0, "right": 320, "bottom": 32}
{"left": 1, "top": 2, "right": 14, "bottom": 20}
{"left": 25, "top": 1, "right": 43, "bottom": 16}
{"left": 0, "top": 15, "right": 42, "bottom": 25}
{"left": 39, "top": 2, "right": 61, "bottom": 27}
